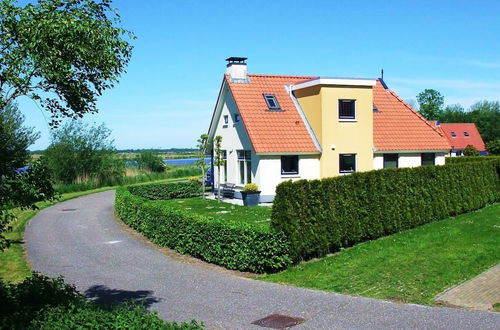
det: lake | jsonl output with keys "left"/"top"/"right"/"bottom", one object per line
{"left": 163, "top": 157, "right": 211, "bottom": 166}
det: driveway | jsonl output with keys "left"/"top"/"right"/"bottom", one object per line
{"left": 25, "top": 191, "right": 500, "bottom": 329}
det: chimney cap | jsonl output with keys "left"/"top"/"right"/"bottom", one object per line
{"left": 226, "top": 57, "right": 247, "bottom": 64}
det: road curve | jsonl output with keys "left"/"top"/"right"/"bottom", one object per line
{"left": 25, "top": 191, "right": 499, "bottom": 329}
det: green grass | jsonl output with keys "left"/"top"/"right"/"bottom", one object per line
{"left": 158, "top": 197, "right": 272, "bottom": 231}
{"left": 0, "top": 177, "right": 192, "bottom": 283}
{"left": 260, "top": 203, "right": 500, "bottom": 306}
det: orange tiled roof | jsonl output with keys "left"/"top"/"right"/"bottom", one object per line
{"left": 226, "top": 74, "right": 319, "bottom": 153}
{"left": 373, "top": 80, "right": 451, "bottom": 151}
{"left": 439, "top": 123, "right": 485, "bottom": 151}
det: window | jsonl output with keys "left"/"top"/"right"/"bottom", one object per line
{"left": 339, "top": 154, "right": 356, "bottom": 173}
{"left": 339, "top": 100, "right": 356, "bottom": 119}
{"left": 383, "top": 154, "right": 398, "bottom": 168}
{"left": 263, "top": 94, "right": 280, "bottom": 110}
{"left": 451, "top": 131, "right": 457, "bottom": 137}
{"left": 222, "top": 150, "right": 227, "bottom": 182}
{"left": 234, "top": 114, "right": 240, "bottom": 123}
{"left": 464, "top": 131, "right": 469, "bottom": 137}
{"left": 223, "top": 115, "right": 228, "bottom": 124}
{"left": 281, "top": 156, "right": 299, "bottom": 175}
{"left": 421, "top": 153, "right": 435, "bottom": 166}
{"left": 237, "top": 150, "right": 251, "bottom": 184}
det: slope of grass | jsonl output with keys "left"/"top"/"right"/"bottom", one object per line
{"left": 157, "top": 197, "right": 272, "bottom": 231}
{"left": 0, "top": 177, "right": 191, "bottom": 283}
{"left": 260, "top": 203, "right": 500, "bottom": 305}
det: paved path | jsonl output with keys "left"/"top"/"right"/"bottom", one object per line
{"left": 435, "top": 264, "right": 500, "bottom": 311}
{"left": 25, "top": 191, "right": 500, "bottom": 329}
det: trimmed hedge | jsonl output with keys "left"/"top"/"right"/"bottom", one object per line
{"left": 115, "top": 187, "right": 291, "bottom": 273}
{"left": 446, "top": 156, "right": 500, "bottom": 164}
{"left": 271, "top": 160, "right": 500, "bottom": 262}
{"left": 128, "top": 181, "right": 201, "bottom": 200}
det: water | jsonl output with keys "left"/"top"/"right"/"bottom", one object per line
{"left": 163, "top": 158, "right": 211, "bottom": 166}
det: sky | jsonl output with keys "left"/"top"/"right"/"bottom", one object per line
{"left": 18, "top": 0, "right": 500, "bottom": 150}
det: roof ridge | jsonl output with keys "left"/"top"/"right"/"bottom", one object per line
{"left": 386, "top": 88, "right": 446, "bottom": 138}
{"left": 247, "top": 73, "right": 317, "bottom": 79}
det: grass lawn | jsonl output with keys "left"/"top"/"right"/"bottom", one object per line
{"left": 259, "top": 203, "right": 500, "bottom": 306}
{"left": 158, "top": 197, "right": 272, "bottom": 231}
{"left": 0, "top": 177, "right": 192, "bottom": 283}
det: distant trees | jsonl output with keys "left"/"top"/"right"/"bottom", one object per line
{"left": 135, "top": 151, "right": 165, "bottom": 173}
{"left": 43, "top": 121, "right": 124, "bottom": 184}
{"left": 416, "top": 89, "right": 444, "bottom": 120}
{"left": 486, "top": 139, "right": 500, "bottom": 155}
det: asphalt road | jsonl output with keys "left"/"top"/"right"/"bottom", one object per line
{"left": 25, "top": 191, "right": 500, "bottom": 329}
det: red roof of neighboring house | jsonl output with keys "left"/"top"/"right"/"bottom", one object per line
{"left": 373, "top": 80, "right": 451, "bottom": 151}
{"left": 225, "top": 74, "right": 319, "bottom": 153}
{"left": 438, "top": 123, "right": 485, "bottom": 151}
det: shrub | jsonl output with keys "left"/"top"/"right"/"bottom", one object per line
{"left": 487, "top": 139, "right": 500, "bottom": 155}
{"left": 135, "top": 151, "right": 166, "bottom": 173}
{"left": 243, "top": 183, "right": 259, "bottom": 193}
{"left": 0, "top": 273, "right": 200, "bottom": 329}
{"left": 128, "top": 181, "right": 201, "bottom": 200}
{"left": 463, "top": 144, "right": 480, "bottom": 156}
{"left": 271, "top": 160, "right": 500, "bottom": 262}
{"left": 115, "top": 187, "right": 291, "bottom": 273}
{"left": 445, "top": 156, "right": 500, "bottom": 164}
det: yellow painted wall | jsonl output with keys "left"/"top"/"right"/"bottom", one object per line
{"left": 296, "top": 85, "right": 374, "bottom": 178}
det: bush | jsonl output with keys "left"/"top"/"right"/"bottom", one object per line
{"left": 487, "top": 139, "right": 500, "bottom": 155}
{"left": 445, "top": 156, "right": 500, "bottom": 164}
{"left": 463, "top": 144, "right": 480, "bottom": 156}
{"left": 271, "top": 160, "right": 500, "bottom": 262}
{"left": 128, "top": 181, "right": 201, "bottom": 200}
{"left": 135, "top": 151, "right": 166, "bottom": 173}
{"left": 115, "top": 187, "right": 291, "bottom": 273}
{"left": 0, "top": 273, "right": 201, "bottom": 329}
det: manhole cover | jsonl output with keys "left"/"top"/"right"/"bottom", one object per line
{"left": 61, "top": 208, "right": 77, "bottom": 212}
{"left": 251, "top": 314, "right": 305, "bottom": 329}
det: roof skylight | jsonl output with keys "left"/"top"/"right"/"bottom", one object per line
{"left": 263, "top": 94, "right": 281, "bottom": 110}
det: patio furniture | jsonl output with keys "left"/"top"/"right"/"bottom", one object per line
{"left": 221, "top": 183, "right": 235, "bottom": 199}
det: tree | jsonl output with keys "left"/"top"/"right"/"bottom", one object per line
{"left": 213, "top": 136, "right": 225, "bottom": 202}
{"left": 135, "top": 151, "right": 165, "bottom": 173}
{"left": 416, "top": 89, "right": 444, "bottom": 120}
{"left": 43, "top": 121, "right": 124, "bottom": 184}
{"left": 463, "top": 145, "right": 480, "bottom": 156}
{"left": 468, "top": 101, "right": 500, "bottom": 144}
{"left": 0, "top": 103, "right": 55, "bottom": 251}
{"left": 0, "top": 0, "right": 134, "bottom": 126}
{"left": 195, "top": 134, "right": 210, "bottom": 199}
{"left": 486, "top": 139, "right": 500, "bottom": 155}
{"left": 438, "top": 104, "right": 468, "bottom": 123}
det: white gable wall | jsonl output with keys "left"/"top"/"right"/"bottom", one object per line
{"left": 212, "top": 88, "right": 255, "bottom": 188}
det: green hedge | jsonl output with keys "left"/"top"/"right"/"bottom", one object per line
{"left": 128, "top": 181, "right": 201, "bottom": 200}
{"left": 115, "top": 187, "right": 291, "bottom": 273}
{"left": 445, "top": 156, "right": 500, "bottom": 164}
{"left": 271, "top": 160, "right": 500, "bottom": 262}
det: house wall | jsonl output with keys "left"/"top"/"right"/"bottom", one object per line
{"left": 373, "top": 152, "right": 447, "bottom": 170}
{"left": 255, "top": 155, "right": 320, "bottom": 201}
{"left": 296, "top": 85, "right": 374, "bottom": 178}
{"left": 212, "top": 88, "right": 254, "bottom": 188}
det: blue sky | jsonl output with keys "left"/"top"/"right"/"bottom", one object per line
{"left": 19, "top": 0, "right": 500, "bottom": 150}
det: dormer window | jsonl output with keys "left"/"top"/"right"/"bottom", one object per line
{"left": 451, "top": 131, "right": 457, "bottom": 137}
{"left": 464, "top": 131, "right": 469, "bottom": 137}
{"left": 339, "top": 100, "right": 356, "bottom": 119}
{"left": 263, "top": 94, "right": 280, "bottom": 110}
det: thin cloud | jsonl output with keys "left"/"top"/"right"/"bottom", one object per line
{"left": 467, "top": 60, "right": 500, "bottom": 69}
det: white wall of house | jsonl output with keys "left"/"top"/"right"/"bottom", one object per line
{"left": 212, "top": 88, "right": 254, "bottom": 189}
{"left": 373, "top": 152, "right": 447, "bottom": 169}
{"left": 255, "top": 155, "right": 320, "bottom": 200}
